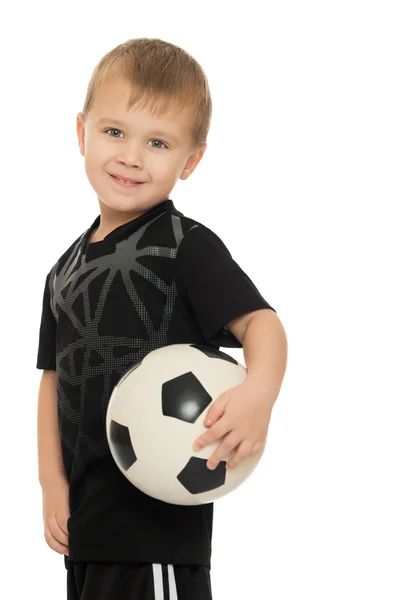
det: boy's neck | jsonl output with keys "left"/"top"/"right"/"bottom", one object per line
{"left": 89, "top": 198, "right": 170, "bottom": 243}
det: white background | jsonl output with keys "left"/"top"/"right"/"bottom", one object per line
{"left": 0, "top": 1, "right": 399, "bottom": 598}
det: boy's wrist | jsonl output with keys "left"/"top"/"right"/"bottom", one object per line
{"left": 39, "top": 470, "right": 68, "bottom": 489}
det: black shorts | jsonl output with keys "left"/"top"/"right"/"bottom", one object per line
{"left": 66, "top": 561, "right": 212, "bottom": 600}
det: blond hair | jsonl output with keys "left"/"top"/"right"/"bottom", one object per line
{"left": 81, "top": 38, "right": 212, "bottom": 149}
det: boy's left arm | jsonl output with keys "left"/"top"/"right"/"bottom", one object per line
{"left": 193, "top": 308, "right": 288, "bottom": 470}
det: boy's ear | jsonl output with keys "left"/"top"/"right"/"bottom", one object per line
{"left": 76, "top": 112, "right": 85, "bottom": 156}
{"left": 180, "top": 143, "right": 207, "bottom": 181}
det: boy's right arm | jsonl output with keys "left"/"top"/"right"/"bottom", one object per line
{"left": 37, "top": 369, "right": 70, "bottom": 556}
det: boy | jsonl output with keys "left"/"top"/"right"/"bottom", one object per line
{"left": 37, "top": 38, "right": 287, "bottom": 600}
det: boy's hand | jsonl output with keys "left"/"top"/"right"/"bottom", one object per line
{"left": 42, "top": 477, "right": 70, "bottom": 556}
{"left": 192, "top": 379, "right": 273, "bottom": 470}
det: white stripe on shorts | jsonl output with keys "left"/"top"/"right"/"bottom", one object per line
{"left": 167, "top": 565, "right": 178, "bottom": 599}
{"left": 152, "top": 563, "right": 178, "bottom": 600}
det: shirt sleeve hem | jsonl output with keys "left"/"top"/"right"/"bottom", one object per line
{"left": 36, "top": 361, "right": 56, "bottom": 371}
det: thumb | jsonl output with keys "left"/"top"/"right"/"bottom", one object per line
{"left": 204, "top": 391, "right": 230, "bottom": 426}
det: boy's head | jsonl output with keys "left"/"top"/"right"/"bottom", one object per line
{"left": 76, "top": 38, "right": 212, "bottom": 218}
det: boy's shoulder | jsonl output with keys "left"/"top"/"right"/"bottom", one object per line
{"left": 170, "top": 205, "right": 230, "bottom": 254}
{"left": 49, "top": 228, "right": 89, "bottom": 276}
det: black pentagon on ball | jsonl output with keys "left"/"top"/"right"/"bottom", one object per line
{"left": 109, "top": 420, "right": 137, "bottom": 470}
{"left": 177, "top": 456, "right": 226, "bottom": 494}
{"left": 162, "top": 372, "right": 212, "bottom": 423}
{"left": 190, "top": 344, "right": 238, "bottom": 365}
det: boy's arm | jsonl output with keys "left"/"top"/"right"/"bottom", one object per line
{"left": 228, "top": 308, "right": 287, "bottom": 399}
{"left": 37, "top": 370, "right": 66, "bottom": 487}
{"left": 194, "top": 309, "right": 287, "bottom": 470}
{"left": 38, "top": 369, "right": 70, "bottom": 555}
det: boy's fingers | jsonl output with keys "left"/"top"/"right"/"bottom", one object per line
{"left": 56, "top": 512, "right": 70, "bottom": 536}
{"left": 45, "top": 525, "right": 69, "bottom": 555}
{"left": 206, "top": 432, "right": 241, "bottom": 470}
{"left": 194, "top": 418, "right": 229, "bottom": 450}
{"left": 49, "top": 517, "right": 69, "bottom": 547}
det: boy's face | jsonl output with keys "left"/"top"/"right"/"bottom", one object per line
{"left": 76, "top": 78, "right": 206, "bottom": 218}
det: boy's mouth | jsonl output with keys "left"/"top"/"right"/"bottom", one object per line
{"left": 109, "top": 173, "right": 145, "bottom": 186}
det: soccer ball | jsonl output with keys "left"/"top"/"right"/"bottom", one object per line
{"left": 106, "top": 344, "right": 266, "bottom": 505}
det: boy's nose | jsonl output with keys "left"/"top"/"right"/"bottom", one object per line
{"left": 117, "top": 144, "right": 144, "bottom": 168}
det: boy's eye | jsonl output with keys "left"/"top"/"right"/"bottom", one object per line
{"left": 149, "top": 139, "right": 167, "bottom": 149}
{"left": 105, "top": 128, "right": 123, "bottom": 138}
{"left": 104, "top": 129, "right": 167, "bottom": 149}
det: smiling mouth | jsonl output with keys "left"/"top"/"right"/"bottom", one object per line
{"left": 109, "top": 174, "right": 146, "bottom": 188}
{"left": 110, "top": 174, "right": 144, "bottom": 184}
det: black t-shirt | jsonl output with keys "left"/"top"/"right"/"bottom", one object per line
{"left": 36, "top": 198, "right": 276, "bottom": 568}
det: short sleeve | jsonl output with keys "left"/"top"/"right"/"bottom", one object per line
{"left": 175, "top": 224, "right": 276, "bottom": 348}
{"left": 36, "top": 272, "right": 57, "bottom": 371}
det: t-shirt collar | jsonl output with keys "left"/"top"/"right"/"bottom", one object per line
{"left": 82, "top": 198, "right": 175, "bottom": 257}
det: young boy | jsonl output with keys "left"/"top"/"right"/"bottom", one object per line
{"left": 37, "top": 38, "right": 287, "bottom": 600}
